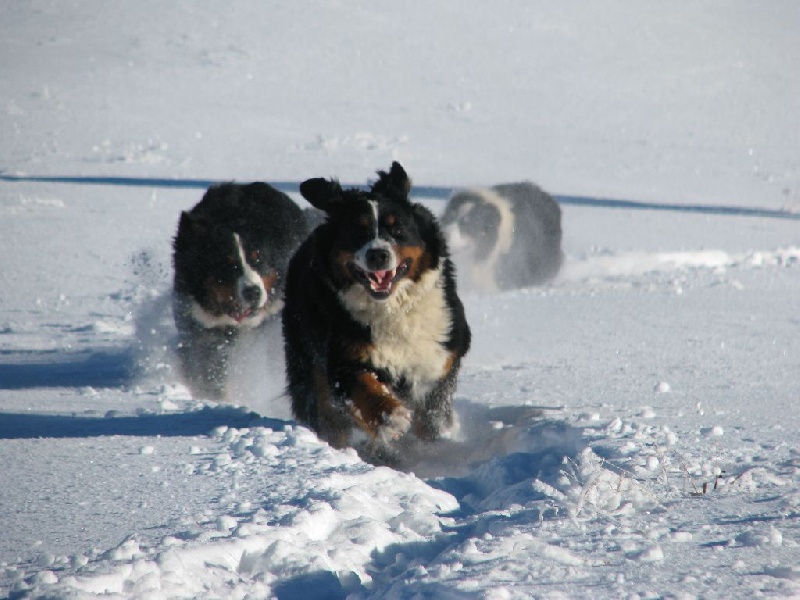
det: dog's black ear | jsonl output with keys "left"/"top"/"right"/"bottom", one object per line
{"left": 174, "top": 211, "right": 210, "bottom": 256}
{"left": 413, "top": 203, "right": 445, "bottom": 267}
{"left": 177, "top": 210, "right": 208, "bottom": 237}
{"left": 300, "top": 178, "right": 343, "bottom": 212}
{"left": 372, "top": 161, "right": 412, "bottom": 201}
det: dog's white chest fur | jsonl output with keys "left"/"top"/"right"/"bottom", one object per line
{"left": 339, "top": 268, "right": 453, "bottom": 403}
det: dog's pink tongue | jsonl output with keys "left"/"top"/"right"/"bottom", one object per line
{"left": 371, "top": 270, "right": 392, "bottom": 290}
{"left": 232, "top": 307, "right": 253, "bottom": 322}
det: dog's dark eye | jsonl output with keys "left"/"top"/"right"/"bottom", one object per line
{"left": 250, "top": 250, "right": 263, "bottom": 264}
{"left": 226, "top": 255, "right": 237, "bottom": 265}
{"left": 382, "top": 214, "right": 405, "bottom": 241}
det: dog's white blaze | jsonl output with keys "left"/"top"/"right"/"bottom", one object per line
{"left": 469, "top": 188, "right": 514, "bottom": 292}
{"left": 353, "top": 202, "right": 398, "bottom": 273}
{"left": 339, "top": 267, "right": 453, "bottom": 404}
{"left": 234, "top": 233, "right": 267, "bottom": 308}
{"left": 370, "top": 200, "right": 380, "bottom": 238}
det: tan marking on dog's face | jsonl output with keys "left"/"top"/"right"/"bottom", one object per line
{"left": 330, "top": 249, "right": 357, "bottom": 288}
{"left": 395, "top": 245, "right": 429, "bottom": 282}
{"left": 249, "top": 248, "right": 263, "bottom": 265}
{"left": 260, "top": 270, "right": 279, "bottom": 297}
{"left": 205, "top": 278, "right": 238, "bottom": 316}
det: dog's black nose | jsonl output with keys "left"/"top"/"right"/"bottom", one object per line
{"left": 241, "top": 284, "right": 262, "bottom": 305}
{"left": 365, "top": 247, "right": 391, "bottom": 270}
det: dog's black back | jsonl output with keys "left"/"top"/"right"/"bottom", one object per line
{"left": 442, "top": 182, "right": 563, "bottom": 290}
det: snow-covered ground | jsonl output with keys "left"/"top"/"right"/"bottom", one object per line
{"left": 1, "top": 2, "right": 799, "bottom": 598}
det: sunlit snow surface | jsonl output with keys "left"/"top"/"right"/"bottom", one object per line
{"left": 1, "top": 1, "right": 799, "bottom": 598}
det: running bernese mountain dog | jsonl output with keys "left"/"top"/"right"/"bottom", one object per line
{"left": 172, "top": 182, "right": 307, "bottom": 400}
{"left": 440, "top": 182, "right": 563, "bottom": 291}
{"left": 282, "top": 162, "right": 471, "bottom": 464}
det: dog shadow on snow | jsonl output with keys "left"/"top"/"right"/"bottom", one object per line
{"left": 0, "top": 292, "right": 287, "bottom": 440}
{"left": 0, "top": 348, "right": 133, "bottom": 391}
{"left": 0, "top": 406, "right": 273, "bottom": 440}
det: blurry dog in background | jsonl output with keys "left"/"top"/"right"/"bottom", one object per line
{"left": 172, "top": 182, "right": 307, "bottom": 400}
{"left": 282, "top": 162, "right": 471, "bottom": 465}
{"left": 440, "top": 182, "right": 563, "bottom": 291}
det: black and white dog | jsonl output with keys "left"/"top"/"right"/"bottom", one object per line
{"left": 172, "top": 182, "right": 307, "bottom": 400}
{"left": 440, "top": 182, "right": 563, "bottom": 291}
{"left": 282, "top": 162, "right": 471, "bottom": 464}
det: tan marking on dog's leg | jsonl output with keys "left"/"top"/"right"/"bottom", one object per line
{"left": 349, "top": 372, "right": 412, "bottom": 442}
{"left": 340, "top": 340, "right": 373, "bottom": 363}
{"left": 441, "top": 351, "right": 458, "bottom": 378}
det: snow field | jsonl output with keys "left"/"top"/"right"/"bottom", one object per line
{"left": 2, "top": 184, "right": 798, "bottom": 597}
{"left": 2, "top": 1, "right": 800, "bottom": 597}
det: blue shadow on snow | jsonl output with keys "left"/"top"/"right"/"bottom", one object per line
{"left": 0, "top": 406, "right": 278, "bottom": 440}
{"left": 272, "top": 571, "right": 349, "bottom": 600}
{"left": 0, "top": 348, "right": 133, "bottom": 390}
{"left": 2, "top": 173, "right": 798, "bottom": 220}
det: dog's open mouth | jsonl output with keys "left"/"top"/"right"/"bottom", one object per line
{"left": 228, "top": 300, "right": 269, "bottom": 323}
{"left": 230, "top": 307, "right": 256, "bottom": 323}
{"left": 350, "top": 260, "right": 411, "bottom": 299}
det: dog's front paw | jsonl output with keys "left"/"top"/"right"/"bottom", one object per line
{"left": 376, "top": 405, "right": 413, "bottom": 444}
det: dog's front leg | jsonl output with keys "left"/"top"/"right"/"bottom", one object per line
{"left": 341, "top": 370, "right": 412, "bottom": 444}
